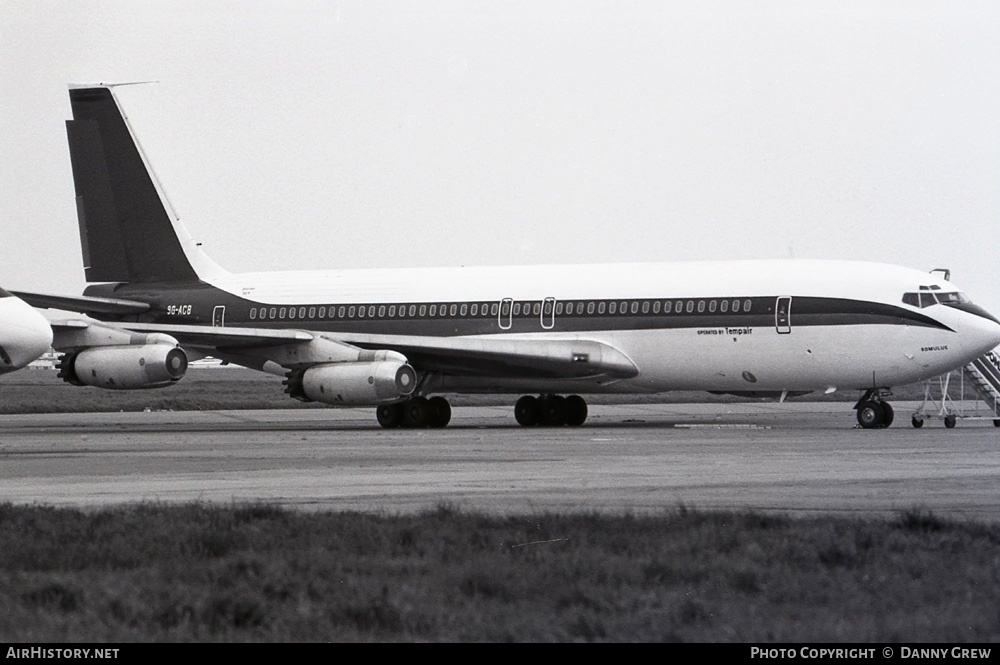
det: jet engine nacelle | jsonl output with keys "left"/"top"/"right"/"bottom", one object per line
{"left": 59, "top": 344, "right": 188, "bottom": 390}
{"left": 289, "top": 360, "right": 417, "bottom": 406}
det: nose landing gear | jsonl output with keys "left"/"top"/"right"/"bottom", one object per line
{"left": 855, "top": 389, "right": 895, "bottom": 429}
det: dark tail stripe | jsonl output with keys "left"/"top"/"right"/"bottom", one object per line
{"left": 67, "top": 87, "right": 199, "bottom": 284}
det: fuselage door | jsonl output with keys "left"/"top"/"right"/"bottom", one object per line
{"left": 498, "top": 298, "right": 513, "bottom": 330}
{"left": 775, "top": 296, "right": 791, "bottom": 334}
{"left": 213, "top": 305, "right": 226, "bottom": 327}
{"left": 541, "top": 297, "right": 556, "bottom": 330}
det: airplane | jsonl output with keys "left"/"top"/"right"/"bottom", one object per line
{"left": 0, "top": 287, "right": 53, "bottom": 374}
{"left": 13, "top": 83, "right": 1000, "bottom": 429}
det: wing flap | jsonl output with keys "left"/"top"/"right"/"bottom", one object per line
{"left": 330, "top": 333, "right": 638, "bottom": 379}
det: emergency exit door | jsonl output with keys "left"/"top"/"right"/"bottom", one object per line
{"left": 775, "top": 296, "right": 791, "bottom": 334}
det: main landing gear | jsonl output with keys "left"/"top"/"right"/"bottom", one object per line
{"left": 375, "top": 393, "right": 590, "bottom": 428}
{"left": 854, "top": 389, "right": 895, "bottom": 429}
{"left": 514, "top": 394, "right": 588, "bottom": 427}
{"left": 376, "top": 396, "right": 451, "bottom": 429}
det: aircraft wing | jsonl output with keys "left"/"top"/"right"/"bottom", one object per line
{"left": 112, "top": 322, "right": 639, "bottom": 380}
{"left": 49, "top": 320, "right": 313, "bottom": 348}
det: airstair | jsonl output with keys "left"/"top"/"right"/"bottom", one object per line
{"left": 911, "top": 349, "right": 1000, "bottom": 428}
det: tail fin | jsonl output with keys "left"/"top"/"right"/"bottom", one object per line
{"left": 66, "top": 84, "right": 227, "bottom": 284}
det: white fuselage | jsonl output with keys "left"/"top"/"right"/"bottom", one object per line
{"left": 194, "top": 259, "right": 1000, "bottom": 395}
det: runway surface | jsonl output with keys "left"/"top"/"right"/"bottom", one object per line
{"left": 2, "top": 402, "right": 999, "bottom": 520}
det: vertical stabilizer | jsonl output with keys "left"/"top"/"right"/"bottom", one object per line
{"left": 66, "top": 84, "right": 228, "bottom": 284}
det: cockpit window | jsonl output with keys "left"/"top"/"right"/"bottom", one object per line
{"left": 902, "top": 291, "right": 971, "bottom": 308}
{"left": 936, "top": 292, "right": 970, "bottom": 304}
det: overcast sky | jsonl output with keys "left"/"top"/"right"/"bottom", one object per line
{"left": 2, "top": 1, "right": 999, "bottom": 313}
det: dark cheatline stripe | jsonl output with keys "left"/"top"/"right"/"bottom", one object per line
{"left": 100, "top": 282, "right": 955, "bottom": 337}
{"left": 943, "top": 301, "right": 1000, "bottom": 325}
{"left": 0, "top": 287, "right": 12, "bottom": 298}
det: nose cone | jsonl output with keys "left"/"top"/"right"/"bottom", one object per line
{"left": 961, "top": 307, "right": 1000, "bottom": 361}
{"left": 0, "top": 297, "right": 53, "bottom": 373}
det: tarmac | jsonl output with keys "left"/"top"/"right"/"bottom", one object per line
{"left": 1, "top": 402, "right": 998, "bottom": 520}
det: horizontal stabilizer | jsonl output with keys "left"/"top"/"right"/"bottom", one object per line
{"left": 13, "top": 291, "right": 151, "bottom": 315}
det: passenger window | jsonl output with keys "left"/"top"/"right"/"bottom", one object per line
{"left": 491, "top": 303, "right": 499, "bottom": 316}
{"left": 686, "top": 301, "right": 694, "bottom": 313}
{"left": 298, "top": 307, "right": 306, "bottom": 318}
{"left": 450, "top": 304, "right": 457, "bottom": 316}
{"left": 430, "top": 304, "right": 438, "bottom": 316}
{"left": 744, "top": 299, "right": 752, "bottom": 312}
{"left": 720, "top": 300, "right": 728, "bottom": 313}
{"left": 471, "top": 304, "right": 478, "bottom": 316}
{"left": 338, "top": 306, "right": 346, "bottom": 318}
{"left": 663, "top": 301, "right": 671, "bottom": 314}
{"left": 270, "top": 307, "right": 277, "bottom": 319}
{"left": 378, "top": 305, "right": 386, "bottom": 317}
{"left": 460, "top": 304, "right": 467, "bottom": 316}
{"left": 697, "top": 301, "right": 705, "bottom": 313}
{"left": 632, "top": 301, "right": 640, "bottom": 314}
{"left": 708, "top": 300, "right": 717, "bottom": 313}
{"left": 587, "top": 301, "right": 595, "bottom": 314}
{"left": 598, "top": 302, "right": 606, "bottom": 314}
{"left": 533, "top": 302, "right": 541, "bottom": 315}
{"left": 318, "top": 307, "right": 326, "bottom": 318}
{"left": 388, "top": 305, "right": 396, "bottom": 317}
{"left": 249, "top": 308, "right": 256, "bottom": 320}
{"left": 675, "top": 301, "right": 683, "bottom": 313}
{"left": 653, "top": 301, "right": 660, "bottom": 314}
{"left": 641, "top": 301, "right": 649, "bottom": 314}
{"left": 279, "top": 307, "right": 286, "bottom": 319}
{"left": 609, "top": 302, "right": 617, "bottom": 314}
{"left": 732, "top": 300, "right": 740, "bottom": 313}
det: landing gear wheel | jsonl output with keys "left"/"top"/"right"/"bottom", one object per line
{"left": 911, "top": 416, "right": 924, "bottom": 429}
{"left": 403, "top": 396, "right": 429, "bottom": 428}
{"left": 944, "top": 414, "right": 957, "bottom": 429}
{"left": 376, "top": 403, "right": 404, "bottom": 429}
{"left": 880, "top": 402, "right": 894, "bottom": 428}
{"left": 857, "top": 401, "right": 885, "bottom": 429}
{"left": 427, "top": 396, "right": 452, "bottom": 428}
{"left": 564, "top": 395, "right": 588, "bottom": 427}
{"left": 515, "top": 396, "right": 539, "bottom": 426}
{"left": 539, "top": 395, "right": 567, "bottom": 427}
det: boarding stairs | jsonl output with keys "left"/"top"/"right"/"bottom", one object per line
{"left": 911, "top": 349, "right": 1000, "bottom": 427}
